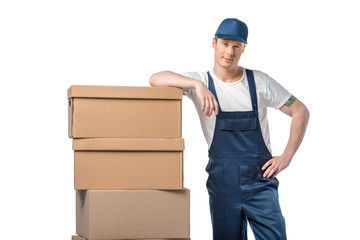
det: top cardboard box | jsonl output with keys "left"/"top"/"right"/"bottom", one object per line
{"left": 68, "top": 85, "right": 182, "bottom": 138}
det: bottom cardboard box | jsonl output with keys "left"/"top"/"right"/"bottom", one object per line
{"left": 72, "top": 235, "right": 190, "bottom": 240}
{"left": 76, "top": 189, "right": 190, "bottom": 240}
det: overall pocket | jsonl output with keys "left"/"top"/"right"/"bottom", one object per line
{"left": 219, "top": 117, "right": 258, "bottom": 131}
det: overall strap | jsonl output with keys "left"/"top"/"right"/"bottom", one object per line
{"left": 207, "top": 71, "right": 222, "bottom": 113}
{"left": 208, "top": 69, "right": 258, "bottom": 113}
{"left": 245, "top": 69, "right": 258, "bottom": 113}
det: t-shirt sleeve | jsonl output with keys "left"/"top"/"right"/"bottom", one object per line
{"left": 179, "top": 72, "right": 207, "bottom": 100}
{"left": 263, "top": 73, "right": 292, "bottom": 110}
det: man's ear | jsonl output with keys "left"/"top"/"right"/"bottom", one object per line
{"left": 212, "top": 37, "right": 217, "bottom": 49}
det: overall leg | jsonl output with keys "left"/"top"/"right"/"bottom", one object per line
{"left": 247, "top": 212, "right": 286, "bottom": 240}
{"left": 207, "top": 163, "right": 251, "bottom": 240}
{"left": 243, "top": 178, "right": 287, "bottom": 240}
{"left": 210, "top": 197, "right": 248, "bottom": 240}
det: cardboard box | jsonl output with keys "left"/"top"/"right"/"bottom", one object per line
{"left": 73, "top": 138, "right": 184, "bottom": 190}
{"left": 72, "top": 235, "right": 190, "bottom": 240}
{"left": 76, "top": 189, "right": 190, "bottom": 240}
{"left": 68, "top": 85, "right": 182, "bottom": 138}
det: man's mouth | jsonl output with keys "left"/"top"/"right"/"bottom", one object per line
{"left": 223, "top": 57, "right": 233, "bottom": 62}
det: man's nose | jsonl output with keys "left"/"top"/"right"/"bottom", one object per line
{"left": 226, "top": 46, "right": 235, "bottom": 56}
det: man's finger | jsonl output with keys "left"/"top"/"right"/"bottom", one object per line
{"left": 269, "top": 168, "right": 277, "bottom": 178}
{"left": 264, "top": 167, "right": 276, "bottom": 178}
{"left": 272, "top": 170, "right": 280, "bottom": 178}
{"left": 272, "top": 165, "right": 283, "bottom": 178}
{"left": 209, "top": 96, "right": 214, "bottom": 116}
{"left": 263, "top": 167, "right": 271, "bottom": 178}
{"left": 201, "top": 96, "right": 205, "bottom": 112}
{"left": 205, "top": 97, "right": 210, "bottom": 116}
{"left": 213, "top": 97, "right": 219, "bottom": 115}
{"left": 262, "top": 159, "right": 273, "bottom": 170}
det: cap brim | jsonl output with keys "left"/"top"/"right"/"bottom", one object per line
{"left": 216, "top": 34, "right": 247, "bottom": 44}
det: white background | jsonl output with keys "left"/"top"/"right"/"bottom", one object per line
{"left": 1, "top": 1, "right": 359, "bottom": 239}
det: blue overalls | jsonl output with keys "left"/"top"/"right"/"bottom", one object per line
{"left": 206, "top": 69, "right": 287, "bottom": 240}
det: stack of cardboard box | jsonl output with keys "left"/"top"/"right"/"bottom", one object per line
{"left": 68, "top": 85, "right": 190, "bottom": 240}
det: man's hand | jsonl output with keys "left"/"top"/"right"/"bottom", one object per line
{"left": 262, "top": 154, "right": 292, "bottom": 178}
{"left": 194, "top": 81, "right": 219, "bottom": 116}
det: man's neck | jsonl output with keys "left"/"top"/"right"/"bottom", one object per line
{"left": 213, "top": 65, "right": 243, "bottom": 83}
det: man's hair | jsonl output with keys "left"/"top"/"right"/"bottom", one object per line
{"left": 214, "top": 36, "right": 245, "bottom": 47}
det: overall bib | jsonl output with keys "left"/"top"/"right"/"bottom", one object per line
{"left": 206, "top": 69, "right": 287, "bottom": 240}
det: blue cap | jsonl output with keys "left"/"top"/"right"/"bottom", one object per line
{"left": 215, "top": 18, "right": 248, "bottom": 44}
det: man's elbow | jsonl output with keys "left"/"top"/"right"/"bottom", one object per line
{"left": 149, "top": 72, "right": 160, "bottom": 87}
{"left": 297, "top": 104, "right": 310, "bottom": 123}
{"left": 289, "top": 101, "right": 310, "bottom": 122}
{"left": 303, "top": 105, "right": 310, "bottom": 122}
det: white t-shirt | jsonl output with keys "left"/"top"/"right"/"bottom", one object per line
{"left": 181, "top": 67, "right": 292, "bottom": 154}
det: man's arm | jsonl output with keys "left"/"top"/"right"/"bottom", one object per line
{"left": 149, "top": 71, "right": 219, "bottom": 116}
{"left": 262, "top": 96, "right": 310, "bottom": 178}
{"left": 150, "top": 71, "right": 199, "bottom": 92}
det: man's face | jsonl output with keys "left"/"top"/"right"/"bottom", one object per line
{"left": 212, "top": 37, "right": 245, "bottom": 69}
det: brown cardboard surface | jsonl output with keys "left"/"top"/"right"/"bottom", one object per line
{"left": 68, "top": 85, "right": 182, "bottom": 138}
{"left": 72, "top": 236, "right": 190, "bottom": 240}
{"left": 74, "top": 151, "right": 183, "bottom": 190}
{"left": 76, "top": 189, "right": 190, "bottom": 240}
{"left": 68, "top": 85, "right": 183, "bottom": 99}
{"left": 72, "top": 138, "right": 184, "bottom": 151}
{"left": 74, "top": 138, "right": 183, "bottom": 190}
{"left": 72, "top": 236, "right": 87, "bottom": 240}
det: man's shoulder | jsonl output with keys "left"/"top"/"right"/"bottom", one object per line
{"left": 244, "top": 68, "right": 269, "bottom": 92}
{"left": 246, "top": 68, "right": 268, "bottom": 81}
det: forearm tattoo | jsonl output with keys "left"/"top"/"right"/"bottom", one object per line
{"left": 285, "top": 95, "right": 297, "bottom": 107}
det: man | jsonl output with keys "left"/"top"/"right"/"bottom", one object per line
{"left": 149, "top": 18, "right": 309, "bottom": 240}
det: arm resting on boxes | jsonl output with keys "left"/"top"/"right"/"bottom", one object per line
{"left": 150, "top": 71, "right": 218, "bottom": 116}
